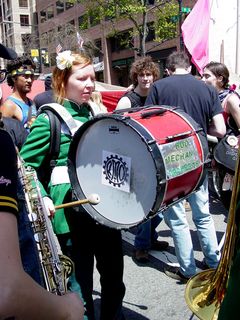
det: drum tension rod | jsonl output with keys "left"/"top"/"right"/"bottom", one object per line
{"left": 166, "top": 130, "right": 194, "bottom": 141}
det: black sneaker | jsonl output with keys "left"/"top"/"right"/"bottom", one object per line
{"left": 201, "top": 259, "right": 210, "bottom": 270}
{"left": 164, "top": 266, "right": 190, "bottom": 283}
{"left": 134, "top": 249, "right": 149, "bottom": 263}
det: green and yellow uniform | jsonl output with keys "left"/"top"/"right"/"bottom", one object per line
{"left": 20, "top": 99, "right": 89, "bottom": 234}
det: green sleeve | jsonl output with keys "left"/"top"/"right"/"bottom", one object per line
{"left": 20, "top": 114, "right": 51, "bottom": 197}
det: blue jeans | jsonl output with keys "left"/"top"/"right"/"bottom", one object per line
{"left": 134, "top": 213, "right": 163, "bottom": 250}
{"left": 164, "top": 176, "right": 220, "bottom": 277}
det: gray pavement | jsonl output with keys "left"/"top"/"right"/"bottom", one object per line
{"left": 93, "top": 181, "right": 228, "bottom": 320}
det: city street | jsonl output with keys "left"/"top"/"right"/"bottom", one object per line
{"left": 93, "top": 183, "right": 228, "bottom": 320}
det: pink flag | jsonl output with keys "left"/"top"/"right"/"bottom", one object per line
{"left": 181, "top": 0, "right": 210, "bottom": 74}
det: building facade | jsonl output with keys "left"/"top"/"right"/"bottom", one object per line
{"left": 0, "top": 0, "right": 38, "bottom": 66}
{"left": 36, "top": 0, "right": 197, "bottom": 86}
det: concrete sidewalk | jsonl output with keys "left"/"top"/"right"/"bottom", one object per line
{"left": 92, "top": 190, "right": 228, "bottom": 320}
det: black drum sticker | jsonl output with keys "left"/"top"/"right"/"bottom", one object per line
{"left": 102, "top": 151, "right": 131, "bottom": 192}
{"left": 159, "top": 136, "right": 202, "bottom": 179}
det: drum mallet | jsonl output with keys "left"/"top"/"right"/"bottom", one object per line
{"left": 55, "top": 193, "right": 100, "bottom": 210}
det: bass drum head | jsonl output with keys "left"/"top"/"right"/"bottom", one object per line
{"left": 68, "top": 115, "right": 163, "bottom": 229}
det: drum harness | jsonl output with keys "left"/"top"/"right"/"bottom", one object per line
{"left": 37, "top": 103, "right": 84, "bottom": 187}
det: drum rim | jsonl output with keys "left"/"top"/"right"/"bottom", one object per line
{"left": 68, "top": 107, "right": 208, "bottom": 229}
{"left": 67, "top": 114, "right": 166, "bottom": 229}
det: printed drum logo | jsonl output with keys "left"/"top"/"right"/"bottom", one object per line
{"left": 103, "top": 154, "right": 129, "bottom": 187}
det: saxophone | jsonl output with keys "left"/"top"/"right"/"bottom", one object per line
{"left": 18, "top": 158, "right": 74, "bottom": 295}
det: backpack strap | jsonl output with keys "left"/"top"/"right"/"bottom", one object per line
{"left": 37, "top": 106, "right": 62, "bottom": 180}
{"left": 43, "top": 109, "right": 61, "bottom": 171}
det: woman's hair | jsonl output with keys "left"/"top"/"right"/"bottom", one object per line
{"left": 90, "top": 91, "right": 107, "bottom": 114}
{"left": 130, "top": 56, "right": 160, "bottom": 87}
{"left": 204, "top": 61, "right": 229, "bottom": 89}
{"left": 52, "top": 51, "right": 93, "bottom": 104}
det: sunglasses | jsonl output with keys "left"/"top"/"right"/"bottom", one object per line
{"left": 0, "top": 69, "right": 7, "bottom": 83}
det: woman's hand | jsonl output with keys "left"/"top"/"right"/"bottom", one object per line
{"left": 43, "top": 196, "right": 55, "bottom": 217}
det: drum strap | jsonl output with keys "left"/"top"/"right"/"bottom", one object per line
{"left": 37, "top": 103, "right": 83, "bottom": 188}
{"left": 39, "top": 103, "right": 83, "bottom": 136}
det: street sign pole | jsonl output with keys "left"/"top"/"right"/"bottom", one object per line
{"left": 178, "top": 0, "right": 184, "bottom": 51}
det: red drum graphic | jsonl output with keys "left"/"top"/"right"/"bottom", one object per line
{"left": 68, "top": 106, "right": 208, "bottom": 229}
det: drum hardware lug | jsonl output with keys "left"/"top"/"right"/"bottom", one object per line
{"left": 158, "top": 179, "right": 166, "bottom": 185}
{"left": 147, "top": 139, "right": 156, "bottom": 145}
{"left": 195, "top": 128, "right": 204, "bottom": 134}
{"left": 166, "top": 130, "right": 193, "bottom": 141}
{"left": 113, "top": 106, "right": 145, "bottom": 114}
{"left": 140, "top": 109, "right": 166, "bottom": 119}
{"left": 118, "top": 115, "right": 131, "bottom": 122}
{"left": 148, "top": 210, "right": 157, "bottom": 218}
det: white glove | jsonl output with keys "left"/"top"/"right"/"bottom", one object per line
{"left": 43, "top": 196, "right": 55, "bottom": 217}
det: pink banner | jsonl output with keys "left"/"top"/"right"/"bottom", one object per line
{"left": 181, "top": 0, "right": 210, "bottom": 74}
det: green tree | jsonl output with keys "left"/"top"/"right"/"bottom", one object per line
{"left": 78, "top": 0, "right": 179, "bottom": 56}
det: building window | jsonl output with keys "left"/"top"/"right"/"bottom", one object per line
{"left": 41, "top": 32, "right": 48, "bottom": 46}
{"left": 41, "top": 48, "right": 49, "bottom": 67}
{"left": 65, "top": 1, "right": 74, "bottom": 10}
{"left": 40, "top": 10, "right": 46, "bottom": 23}
{"left": 20, "top": 15, "right": 29, "bottom": 26}
{"left": 47, "top": 5, "right": 54, "bottom": 19}
{"left": 110, "top": 30, "right": 133, "bottom": 52}
{"left": 78, "top": 15, "right": 88, "bottom": 30}
{"left": 19, "top": 0, "right": 28, "bottom": 7}
{"left": 50, "top": 52, "right": 57, "bottom": 67}
{"left": 48, "top": 30, "right": 54, "bottom": 45}
{"left": 89, "top": 15, "right": 100, "bottom": 27}
{"left": 95, "top": 39, "right": 102, "bottom": 52}
{"left": 21, "top": 33, "right": 30, "bottom": 52}
{"left": 146, "top": 22, "right": 155, "bottom": 42}
{"left": 56, "top": 0, "right": 64, "bottom": 14}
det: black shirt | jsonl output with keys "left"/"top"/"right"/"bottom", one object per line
{"left": 0, "top": 129, "right": 18, "bottom": 216}
{"left": 146, "top": 74, "right": 223, "bottom": 134}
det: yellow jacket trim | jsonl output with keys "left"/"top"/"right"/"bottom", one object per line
{"left": 0, "top": 195, "right": 17, "bottom": 205}
{"left": 0, "top": 201, "right": 18, "bottom": 211}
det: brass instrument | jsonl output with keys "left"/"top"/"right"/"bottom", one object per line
{"left": 185, "top": 151, "right": 240, "bottom": 319}
{"left": 18, "top": 161, "right": 73, "bottom": 295}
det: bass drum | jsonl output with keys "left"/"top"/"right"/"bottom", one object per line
{"left": 68, "top": 106, "right": 208, "bottom": 229}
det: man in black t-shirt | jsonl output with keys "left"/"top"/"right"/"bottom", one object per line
{"left": 146, "top": 51, "right": 226, "bottom": 282}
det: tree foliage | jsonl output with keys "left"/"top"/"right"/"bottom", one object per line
{"left": 78, "top": 0, "right": 179, "bottom": 56}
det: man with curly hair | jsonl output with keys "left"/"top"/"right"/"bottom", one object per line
{"left": 0, "top": 55, "right": 37, "bottom": 130}
{"left": 116, "top": 56, "right": 160, "bottom": 110}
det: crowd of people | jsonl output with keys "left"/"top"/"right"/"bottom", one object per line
{"left": 0, "top": 39, "right": 239, "bottom": 320}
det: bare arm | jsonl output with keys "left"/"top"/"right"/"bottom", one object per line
{"left": 0, "top": 99, "right": 22, "bottom": 121}
{"left": 208, "top": 113, "right": 226, "bottom": 138}
{"left": 226, "top": 94, "right": 240, "bottom": 129}
{"left": 0, "top": 212, "right": 84, "bottom": 320}
{"left": 116, "top": 96, "right": 132, "bottom": 110}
